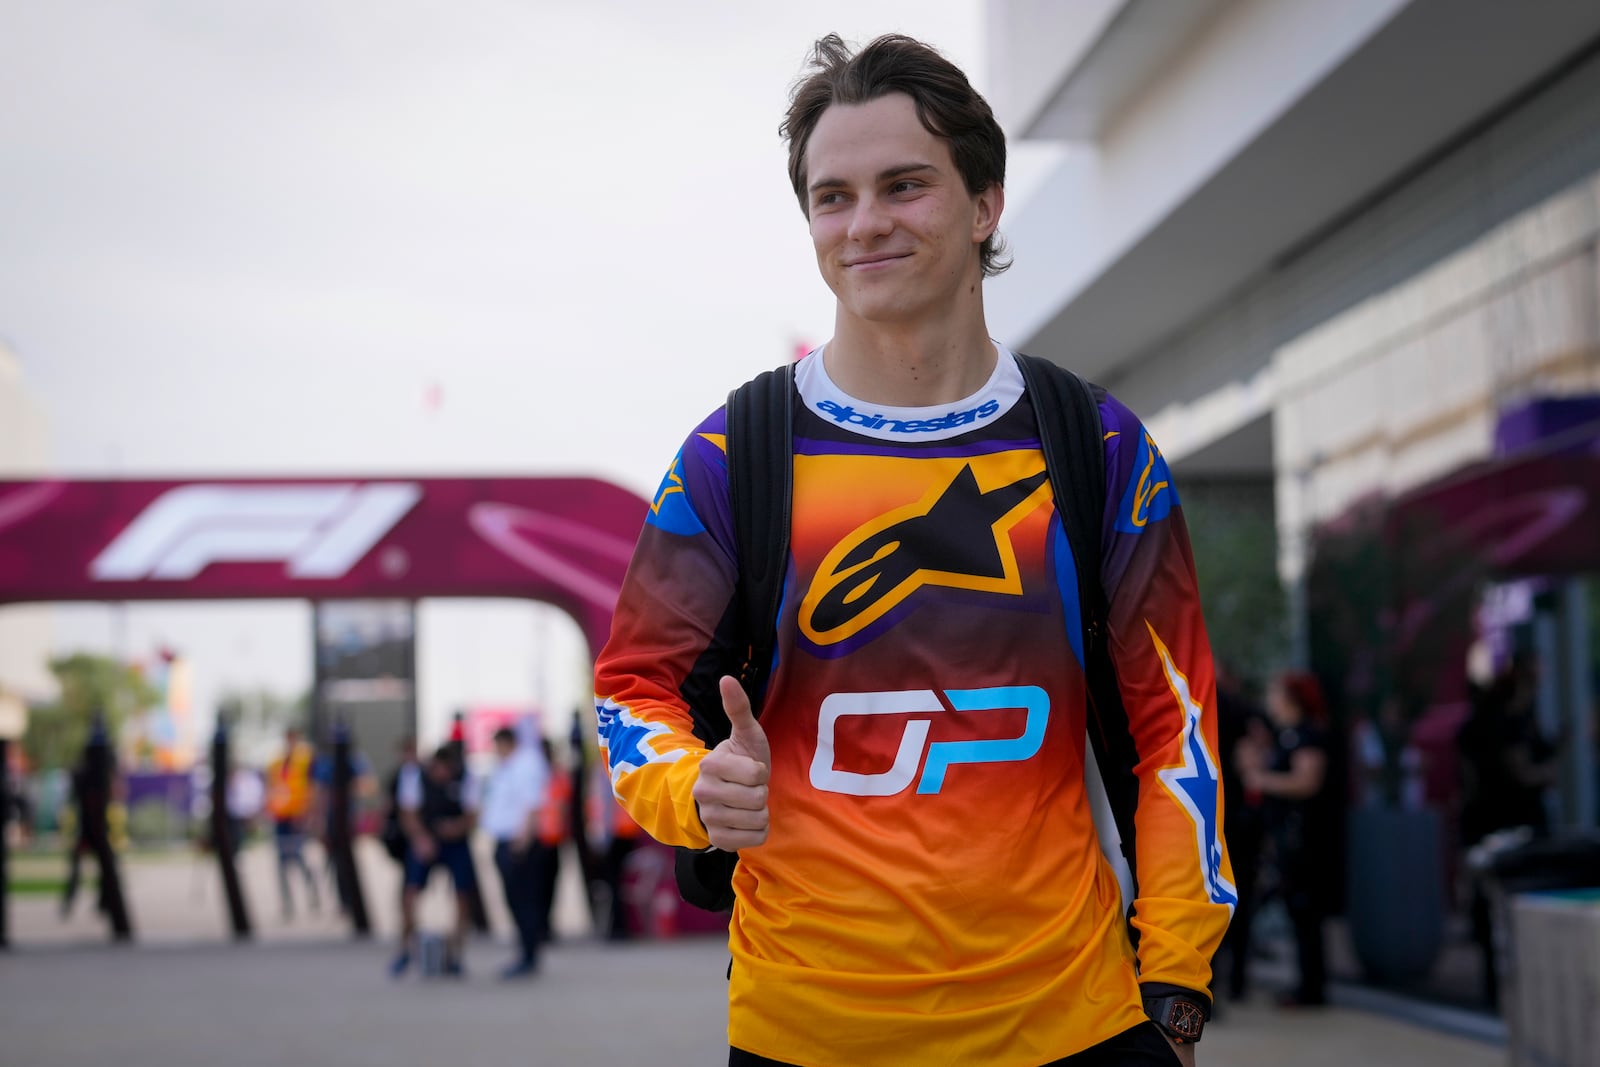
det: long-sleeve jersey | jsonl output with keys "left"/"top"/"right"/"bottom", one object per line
{"left": 594, "top": 347, "right": 1234, "bottom": 1066}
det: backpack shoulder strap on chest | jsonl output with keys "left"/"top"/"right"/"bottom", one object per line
{"left": 674, "top": 363, "right": 793, "bottom": 914}
{"left": 1014, "top": 354, "right": 1142, "bottom": 885}
{"left": 725, "top": 362, "right": 794, "bottom": 715}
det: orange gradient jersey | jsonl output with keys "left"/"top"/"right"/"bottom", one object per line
{"left": 594, "top": 350, "right": 1234, "bottom": 1066}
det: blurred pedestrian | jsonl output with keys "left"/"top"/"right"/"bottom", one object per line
{"left": 1458, "top": 650, "right": 1557, "bottom": 844}
{"left": 533, "top": 737, "right": 569, "bottom": 944}
{"left": 1214, "top": 668, "right": 1269, "bottom": 1001}
{"left": 380, "top": 735, "right": 419, "bottom": 868}
{"left": 1457, "top": 648, "right": 1559, "bottom": 1007}
{"left": 391, "top": 745, "right": 478, "bottom": 978}
{"left": 225, "top": 763, "right": 264, "bottom": 853}
{"left": 589, "top": 761, "right": 642, "bottom": 941}
{"left": 1240, "top": 671, "right": 1333, "bottom": 1007}
{"left": 59, "top": 754, "right": 93, "bottom": 918}
{"left": 1353, "top": 695, "right": 1425, "bottom": 811}
{"left": 482, "top": 726, "right": 548, "bottom": 978}
{"left": 264, "top": 727, "right": 320, "bottom": 919}
{"left": 310, "top": 732, "right": 376, "bottom": 914}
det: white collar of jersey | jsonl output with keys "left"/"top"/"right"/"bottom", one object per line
{"left": 794, "top": 342, "right": 1025, "bottom": 442}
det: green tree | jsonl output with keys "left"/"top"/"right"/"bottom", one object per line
{"left": 21, "top": 653, "right": 160, "bottom": 771}
{"left": 1182, "top": 481, "right": 1292, "bottom": 687}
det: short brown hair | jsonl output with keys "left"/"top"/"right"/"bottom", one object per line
{"left": 780, "top": 33, "right": 1011, "bottom": 277}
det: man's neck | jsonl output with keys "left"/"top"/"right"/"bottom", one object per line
{"left": 824, "top": 306, "right": 997, "bottom": 407}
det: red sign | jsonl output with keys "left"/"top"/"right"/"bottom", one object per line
{"left": 0, "top": 477, "right": 649, "bottom": 655}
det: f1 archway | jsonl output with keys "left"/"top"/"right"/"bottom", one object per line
{"left": 0, "top": 476, "right": 649, "bottom": 650}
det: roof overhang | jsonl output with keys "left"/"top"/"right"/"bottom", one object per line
{"left": 997, "top": 0, "right": 1600, "bottom": 383}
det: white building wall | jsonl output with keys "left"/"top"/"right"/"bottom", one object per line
{"left": 1273, "top": 173, "right": 1600, "bottom": 581}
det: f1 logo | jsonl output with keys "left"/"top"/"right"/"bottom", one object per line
{"left": 89, "top": 483, "right": 422, "bottom": 581}
{"left": 810, "top": 686, "right": 1049, "bottom": 797}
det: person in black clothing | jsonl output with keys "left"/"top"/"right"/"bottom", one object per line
{"left": 1240, "top": 671, "right": 1333, "bottom": 1007}
{"left": 390, "top": 746, "right": 478, "bottom": 978}
{"left": 1214, "top": 671, "right": 1269, "bottom": 1001}
{"left": 1457, "top": 649, "right": 1559, "bottom": 1007}
{"left": 59, "top": 758, "right": 96, "bottom": 918}
{"left": 1458, "top": 651, "right": 1557, "bottom": 844}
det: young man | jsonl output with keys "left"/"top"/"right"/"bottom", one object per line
{"left": 594, "top": 34, "right": 1232, "bottom": 1067}
{"left": 481, "top": 726, "right": 549, "bottom": 978}
{"left": 391, "top": 746, "right": 478, "bottom": 977}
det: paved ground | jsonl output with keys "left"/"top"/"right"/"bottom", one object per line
{"left": 1, "top": 842, "right": 1510, "bottom": 1066}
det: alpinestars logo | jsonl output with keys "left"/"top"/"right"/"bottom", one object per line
{"left": 800, "top": 463, "right": 1051, "bottom": 646}
{"left": 89, "top": 483, "right": 422, "bottom": 581}
{"left": 816, "top": 398, "right": 1000, "bottom": 434}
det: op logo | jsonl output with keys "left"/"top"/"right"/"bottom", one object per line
{"left": 810, "top": 686, "right": 1049, "bottom": 796}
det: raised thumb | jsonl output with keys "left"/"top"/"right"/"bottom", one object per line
{"left": 720, "top": 675, "right": 770, "bottom": 767}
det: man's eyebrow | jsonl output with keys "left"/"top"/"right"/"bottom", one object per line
{"left": 807, "top": 162, "right": 939, "bottom": 195}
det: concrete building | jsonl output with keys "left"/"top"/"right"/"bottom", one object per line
{"left": 0, "top": 340, "right": 55, "bottom": 704}
{"left": 987, "top": 1, "right": 1600, "bottom": 823}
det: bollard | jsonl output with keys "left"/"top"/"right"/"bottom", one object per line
{"left": 330, "top": 720, "right": 371, "bottom": 937}
{"left": 83, "top": 717, "right": 133, "bottom": 941}
{"left": 210, "top": 720, "right": 252, "bottom": 940}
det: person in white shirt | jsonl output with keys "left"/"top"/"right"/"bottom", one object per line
{"left": 482, "top": 726, "right": 550, "bottom": 979}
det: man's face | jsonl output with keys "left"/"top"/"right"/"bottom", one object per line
{"left": 494, "top": 737, "right": 515, "bottom": 761}
{"left": 804, "top": 92, "right": 1001, "bottom": 326}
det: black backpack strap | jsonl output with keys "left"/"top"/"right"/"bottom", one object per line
{"left": 674, "top": 362, "right": 794, "bottom": 913}
{"left": 1015, "top": 354, "right": 1142, "bottom": 897}
{"left": 726, "top": 363, "right": 794, "bottom": 713}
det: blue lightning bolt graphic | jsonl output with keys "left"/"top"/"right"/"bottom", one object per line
{"left": 596, "top": 699, "right": 683, "bottom": 784}
{"left": 1148, "top": 622, "right": 1238, "bottom": 911}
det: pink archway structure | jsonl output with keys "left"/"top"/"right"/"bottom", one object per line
{"left": 0, "top": 476, "right": 649, "bottom": 653}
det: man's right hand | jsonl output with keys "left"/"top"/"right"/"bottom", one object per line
{"left": 692, "top": 676, "right": 772, "bottom": 851}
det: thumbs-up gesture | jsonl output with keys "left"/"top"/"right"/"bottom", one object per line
{"left": 692, "top": 675, "right": 772, "bottom": 851}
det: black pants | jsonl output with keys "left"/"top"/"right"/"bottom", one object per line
{"left": 729, "top": 1021, "right": 1181, "bottom": 1066}
{"left": 1283, "top": 879, "right": 1327, "bottom": 1004}
{"left": 493, "top": 841, "right": 544, "bottom": 965}
{"left": 601, "top": 835, "right": 639, "bottom": 939}
{"left": 1218, "top": 815, "right": 1264, "bottom": 998}
{"left": 531, "top": 841, "right": 561, "bottom": 942}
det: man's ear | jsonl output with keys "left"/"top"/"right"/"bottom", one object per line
{"left": 972, "top": 182, "right": 1004, "bottom": 244}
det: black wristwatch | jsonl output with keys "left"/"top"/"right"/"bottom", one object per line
{"left": 1143, "top": 992, "right": 1208, "bottom": 1044}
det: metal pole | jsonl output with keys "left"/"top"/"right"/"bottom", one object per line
{"left": 84, "top": 717, "right": 132, "bottom": 941}
{"left": 210, "top": 720, "right": 252, "bottom": 940}
{"left": 330, "top": 720, "right": 371, "bottom": 937}
{"left": 0, "top": 737, "right": 9, "bottom": 949}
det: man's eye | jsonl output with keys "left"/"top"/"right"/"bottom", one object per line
{"left": 890, "top": 181, "right": 920, "bottom": 194}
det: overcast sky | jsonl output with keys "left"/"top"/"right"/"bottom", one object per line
{"left": 0, "top": 1, "right": 1063, "bottom": 750}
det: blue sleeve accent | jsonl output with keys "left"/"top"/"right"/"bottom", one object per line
{"left": 1050, "top": 519, "right": 1086, "bottom": 669}
{"left": 644, "top": 449, "right": 706, "bottom": 536}
{"left": 1113, "top": 428, "right": 1179, "bottom": 535}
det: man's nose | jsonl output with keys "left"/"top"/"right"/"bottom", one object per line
{"left": 846, "top": 196, "right": 893, "bottom": 242}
